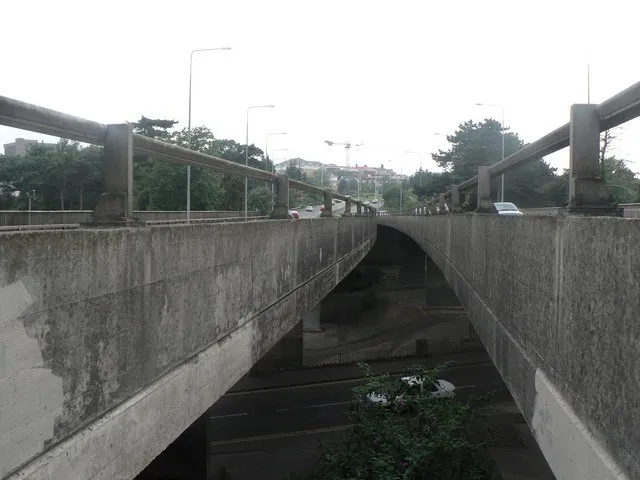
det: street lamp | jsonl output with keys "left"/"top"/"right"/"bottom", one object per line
{"left": 405, "top": 150, "right": 429, "bottom": 187}
{"left": 187, "top": 46, "right": 231, "bottom": 222}
{"left": 245, "top": 105, "right": 275, "bottom": 219}
{"left": 475, "top": 103, "right": 505, "bottom": 202}
{"left": 265, "top": 132, "right": 287, "bottom": 173}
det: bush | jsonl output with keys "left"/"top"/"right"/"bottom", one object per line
{"left": 292, "top": 363, "right": 494, "bottom": 480}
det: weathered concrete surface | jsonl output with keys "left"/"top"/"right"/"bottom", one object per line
{"left": 0, "top": 217, "right": 375, "bottom": 480}
{"left": 377, "top": 214, "right": 638, "bottom": 480}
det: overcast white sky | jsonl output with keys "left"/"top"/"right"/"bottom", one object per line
{"left": 2, "top": 0, "right": 639, "bottom": 175}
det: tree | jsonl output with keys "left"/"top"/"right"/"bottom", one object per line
{"left": 382, "top": 182, "right": 419, "bottom": 212}
{"left": 248, "top": 186, "right": 273, "bottom": 215}
{"left": 296, "top": 363, "right": 493, "bottom": 479}
{"left": 432, "top": 119, "right": 563, "bottom": 208}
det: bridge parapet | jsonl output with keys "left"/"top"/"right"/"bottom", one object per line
{"left": 378, "top": 214, "right": 639, "bottom": 480}
{"left": 0, "top": 217, "right": 375, "bottom": 479}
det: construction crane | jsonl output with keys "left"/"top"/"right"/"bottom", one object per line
{"left": 324, "top": 140, "right": 363, "bottom": 167}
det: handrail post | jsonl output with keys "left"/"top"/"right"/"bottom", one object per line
{"left": 568, "top": 104, "right": 620, "bottom": 216}
{"left": 344, "top": 196, "right": 352, "bottom": 216}
{"left": 356, "top": 202, "right": 362, "bottom": 216}
{"left": 476, "top": 166, "right": 494, "bottom": 213}
{"left": 439, "top": 194, "right": 447, "bottom": 214}
{"left": 451, "top": 185, "right": 461, "bottom": 212}
{"left": 270, "top": 174, "right": 290, "bottom": 219}
{"left": 83, "top": 124, "right": 139, "bottom": 226}
{"left": 320, "top": 190, "right": 333, "bottom": 217}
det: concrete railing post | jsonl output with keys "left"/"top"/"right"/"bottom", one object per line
{"left": 270, "top": 174, "right": 290, "bottom": 219}
{"left": 451, "top": 185, "right": 461, "bottom": 212}
{"left": 320, "top": 190, "right": 332, "bottom": 217}
{"left": 568, "top": 104, "right": 620, "bottom": 215}
{"left": 344, "top": 196, "right": 352, "bottom": 216}
{"left": 476, "top": 165, "right": 494, "bottom": 213}
{"left": 84, "top": 124, "right": 139, "bottom": 226}
{"left": 439, "top": 194, "right": 447, "bottom": 214}
{"left": 356, "top": 202, "right": 362, "bottom": 216}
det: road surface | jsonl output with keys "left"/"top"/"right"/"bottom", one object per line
{"left": 206, "top": 354, "right": 505, "bottom": 479}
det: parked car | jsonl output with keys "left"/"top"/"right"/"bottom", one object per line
{"left": 305, "top": 205, "right": 313, "bottom": 212}
{"left": 494, "top": 202, "right": 523, "bottom": 216}
{"left": 366, "top": 375, "right": 455, "bottom": 406}
{"left": 288, "top": 210, "right": 300, "bottom": 219}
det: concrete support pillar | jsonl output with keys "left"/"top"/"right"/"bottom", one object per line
{"left": 84, "top": 124, "right": 139, "bottom": 226}
{"left": 451, "top": 185, "right": 461, "bottom": 212}
{"left": 302, "top": 307, "right": 321, "bottom": 332}
{"left": 344, "top": 196, "right": 352, "bottom": 216}
{"left": 476, "top": 165, "right": 494, "bottom": 212}
{"left": 252, "top": 321, "right": 303, "bottom": 372}
{"left": 356, "top": 202, "right": 362, "bottom": 216}
{"left": 320, "top": 190, "right": 332, "bottom": 217}
{"left": 568, "top": 104, "right": 620, "bottom": 215}
{"left": 270, "top": 174, "right": 290, "bottom": 219}
{"left": 439, "top": 194, "right": 447, "bottom": 214}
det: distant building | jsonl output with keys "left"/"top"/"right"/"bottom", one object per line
{"left": 3, "top": 138, "right": 57, "bottom": 156}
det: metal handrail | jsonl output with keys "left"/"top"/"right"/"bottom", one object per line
{"left": 0, "top": 95, "right": 374, "bottom": 213}
{"left": 439, "top": 81, "right": 640, "bottom": 198}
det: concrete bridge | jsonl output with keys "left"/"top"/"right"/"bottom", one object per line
{"left": 1, "top": 217, "right": 375, "bottom": 479}
{"left": 3, "top": 82, "right": 640, "bottom": 480}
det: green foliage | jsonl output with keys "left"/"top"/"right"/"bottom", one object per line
{"left": 429, "top": 119, "right": 566, "bottom": 208}
{"left": 0, "top": 140, "right": 104, "bottom": 210}
{"left": 383, "top": 182, "right": 420, "bottom": 212}
{"left": 295, "top": 363, "right": 493, "bottom": 480}
{"left": 248, "top": 186, "right": 273, "bottom": 215}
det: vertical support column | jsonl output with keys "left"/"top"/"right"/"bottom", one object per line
{"left": 568, "top": 104, "right": 619, "bottom": 215}
{"left": 270, "top": 174, "right": 290, "bottom": 219}
{"left": 356, "top": 202, "right": 362, "bottom": 216}
{"left": 451, "top": 185, "right": 461, "bottom": 212}
{"left": 344, "top": 196, "right": 352, "bottom": 216}
{"left": 439, "top": 194, "right": 447, "bottom": 214}
{"left": 85, "top": 124, "right": 139, "bottom": 226}
{"left": 476, "top": 166, "right": 494, "bottom": 212}
{"left": 320, "top": 190, "right": 332, "bottom": 217}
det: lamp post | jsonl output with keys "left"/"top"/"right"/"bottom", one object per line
{"left": 475, "top": 103, "right": 505, "bottom": 202}
{"left": 245, "top": 105, "right": 275, "bottom": 219}
{"left": 265, "top": 132, "right": 287, "bottom": 172}
{"left": 187, "top": 46, "right": 231, "bottom": 222}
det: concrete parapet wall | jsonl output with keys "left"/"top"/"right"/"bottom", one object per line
{"left": 377, "top": 214, "right": 638, "bottom": 480}
{"left": 0, "top": 217, "right": 375, "bottom": 479}
{"left": 0, "top": 210, "right": 260, "bottom": 226}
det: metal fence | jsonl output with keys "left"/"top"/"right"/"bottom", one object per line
{"left": 392, "top": 80, "right": 640, "bottom": 216}
{"left": 0, "top": 96, "right": 377, "bottom": 225}
{"left": 253, "top": 338, "right": 484, "bottom": 373}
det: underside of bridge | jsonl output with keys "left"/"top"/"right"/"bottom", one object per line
{"left": 377, "top": 214, "right": 638, "bottom": 480}
{"left": 0, "top": 218, "right": 375, "bottom": 480}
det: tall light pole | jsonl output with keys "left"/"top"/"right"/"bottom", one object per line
{"left": 265, "top": 132, "right": 287, "bottom": 172}
{"left": 405, "top": 150, "right": 429, "bottom": 187}
{"left": 187, "top": 46, "right": 231, "bottom": 222}
{"left": 245, "top": 105, "right": 275, "bottom": 219}
{"left": 475, "top": 103, "right": 505, "bottom": 202}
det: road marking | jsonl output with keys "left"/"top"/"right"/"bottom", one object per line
{"left": 275, "top": 408, "right": 289, "bottom": 412}
{"left": 227, "top": 362, "right": 493, "bottom": 396}
{"left": 209, "top": 424, "right": 353, "bottom": 446}
{"left": 209, "top": 412, "right": 249, "bottom": 420}
{"left": 305, "top": 401, "right": 350, "bottom": 409}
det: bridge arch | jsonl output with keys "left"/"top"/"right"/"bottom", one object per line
{"left": 376, "top": 214, "right": 636, "bottom": 480}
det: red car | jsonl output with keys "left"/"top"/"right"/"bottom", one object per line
{"left": 289, "top": 210, "right": 300, "bottom": 219}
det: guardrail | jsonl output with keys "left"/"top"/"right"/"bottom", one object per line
{"left": 395, "top": 80, "right": 640, "bottom": 217}
{"left": 0, "top": 96, "right": 376, "bottom": 225}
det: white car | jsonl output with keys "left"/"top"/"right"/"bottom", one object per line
{"left": 494, "top": 202, "right": 523, "bottom": 216}
{"left": 305, "top": 205, "right": 313, "bottom": 212}
{"left": 366, "top": 375, "right": 455, "bottom": 406}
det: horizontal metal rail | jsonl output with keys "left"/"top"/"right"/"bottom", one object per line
{"left": 0, "top": 95, "right": 371, "bottom": 209}
{"left": 446, "top": 80, "right": 640, "bottom": 196}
